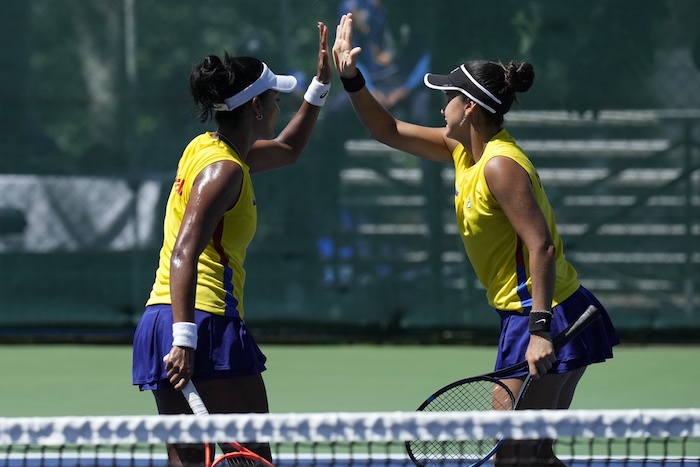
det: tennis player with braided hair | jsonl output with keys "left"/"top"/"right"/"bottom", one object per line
{"left": 132, "top": 22, "right": 332, "bottom": 466}
{"left": 333, "top": 13, "right": 619, "bottom": 466}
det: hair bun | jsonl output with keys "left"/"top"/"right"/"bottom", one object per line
{"left": 200, "top": 55, "right": 223, "bottom": 74}
{"left": 504, "top": 61, "right": 535, "bottom": 93}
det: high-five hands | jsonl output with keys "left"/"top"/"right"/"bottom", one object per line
{"left": 332, "top": 13, "right": 363, "bottom": 79}
{"left": 315, "top": 21, "right": 333, "bottom": 84}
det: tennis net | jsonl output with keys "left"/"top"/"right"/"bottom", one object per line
{"left": 1, "top": 409, "right": 698, "bottom": 466}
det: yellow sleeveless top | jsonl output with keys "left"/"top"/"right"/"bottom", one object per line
{"left": 146, "top": 132, "right": 257, "bottom": 319}
{"left": 453, "top": 129, "right": 579, "bottom": 312}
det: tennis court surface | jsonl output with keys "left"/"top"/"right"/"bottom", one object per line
{"left": 2, "top": 409, "right": 698, "bottom": 466}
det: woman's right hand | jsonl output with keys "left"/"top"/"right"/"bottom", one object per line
{"left": 332, "top": 13, "right": 363, "bottom": 79}
{"left": 164, "top": 346, "right": 195, "bottom": 390}
{"left": 524, "top": 333, "right": 556, "bottom": 379}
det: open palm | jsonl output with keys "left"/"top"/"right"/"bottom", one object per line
{"left": 332, "top": 13, "right": 363, "bottom": 78}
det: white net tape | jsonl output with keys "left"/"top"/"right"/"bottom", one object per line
{"left": 1, "top": 409, "right": 699, "bottom": 447}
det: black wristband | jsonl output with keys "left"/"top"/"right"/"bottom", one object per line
{"left": 528, "top": 310, "right": 552, "bottom": 333}
{"left": 340, "top": 69, "right": 366, "bottom": 93}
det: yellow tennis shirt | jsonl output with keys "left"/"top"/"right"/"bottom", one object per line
{"left": 147, "top": 132, "right": 257, "bottom": 319}
{"left": 453, "top": 129, "right": 579, "bottom": 312}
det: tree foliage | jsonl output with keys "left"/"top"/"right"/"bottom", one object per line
{"left": 2, "top": 0, "right": 696, "bottom": 174}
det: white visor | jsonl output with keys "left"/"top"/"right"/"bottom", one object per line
{"left": 213, "top": 62, "right": 297, "bottom": 111}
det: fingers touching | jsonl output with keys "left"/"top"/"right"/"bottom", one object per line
{"left": 316, "top": 22, "right": 332, "bottom": 83}
{"left": 332, "top": 13, "right": 362, "bottom": 78}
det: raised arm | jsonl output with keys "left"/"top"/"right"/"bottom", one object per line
{"left": 247, "top": 22, "right": 333, "bottom": 173}
{"left": 332, "top": 13, "right": 454, "bottom": 163}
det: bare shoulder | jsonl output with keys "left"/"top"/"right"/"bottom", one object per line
{"left": 484, "top": 155, "right": 533, "bottom": 201}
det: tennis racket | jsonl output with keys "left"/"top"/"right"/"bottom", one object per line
{"left": 405, "top": 304, "right": 601, "bottom": 467}
{"left": 181, "top": 379, "right": 275, "bottom": 467}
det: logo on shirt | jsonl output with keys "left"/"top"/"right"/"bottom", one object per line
{"left": 173, "top": 177, "right": 185, "bottom": 196}
{"left": 466, "top": 196, "right": 471, "bottom": 209}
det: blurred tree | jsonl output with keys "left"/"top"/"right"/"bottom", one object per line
{"left": 23, "top": 0, "right": 335, "bottom": 174}
{"left": 424, "top": 0, "right": 670, "bottom": 111}
{"left": 525, "top": 0, "right": 668, "bottom": 111}
{"left": 0, "top": 1, "right": 30, "bottom": 173}
{"left": 12, "top": 0, "right": 694, "bottom": 174}
{"left": 29, "top": 0, "right": 125, "bottom": 173}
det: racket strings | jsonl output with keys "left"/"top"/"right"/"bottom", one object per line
{"left": 407, "top": 379, "right": 515, "bottom": 465}
{"left": 424, "top": 379, "right": 514, "bottom": 411}
{"left": 215, "top": 454, "right": 270, "bottom": 467}
{"left": 206, "top": 442, "right": 275, "bottom": 467}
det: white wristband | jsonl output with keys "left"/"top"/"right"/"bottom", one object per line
{"left": 172, "top": 322, "right": 198, "bottom": 349}
{"left": 303, "top": 77, "right": 331, "bottom": 107}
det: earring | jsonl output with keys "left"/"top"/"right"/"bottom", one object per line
{"left": 459, "top": 114, "right": 467, "bottom": 127}
{"left": 256, "top": 114, "right": 263, "bottom": 121}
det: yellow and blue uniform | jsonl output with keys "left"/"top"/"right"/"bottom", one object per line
{"left": 147, "top": 132, "right": 257, "bottom": 319}
{"left": 133, "top": 132, "right": 266, "bottom": 390}
{"left": 452, "top": 128, "right": 579, "bottom": 312}
{"left": 452, "top": 129, "right": 619, "bottom": 374}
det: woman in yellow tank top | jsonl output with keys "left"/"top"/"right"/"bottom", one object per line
{"left": 132, "top": 22, "right": 333, "bottom": 466}
{"left": 333, "top": 13, "right": 619, "bottom": 466}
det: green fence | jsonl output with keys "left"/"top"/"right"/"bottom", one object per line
{"left": 0, "top": 0, "right": 698, "bottom": 343}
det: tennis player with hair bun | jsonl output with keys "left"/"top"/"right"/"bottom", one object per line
{"left": 132, "top": 22, "right": 332, "bottom": 466}
{"left": 333, "top": 13, "right": 619, "bottom": 466}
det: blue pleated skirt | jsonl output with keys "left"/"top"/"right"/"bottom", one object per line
{"left": 495, "top": 286, "right": 620, "bottom": 377}
{"left": 132, "top": 304, "right": 267, "bottom": 390}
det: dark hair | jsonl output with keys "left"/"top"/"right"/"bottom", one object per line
{"left": 464, "top": 60, "right": 534, "bottom": 125}
{"left": 189, "top": 54, "right": 264, "bottom": 123}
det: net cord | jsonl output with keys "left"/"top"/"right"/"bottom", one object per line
{"left": 1, "top": 409, "right": 699, "bottom": 447}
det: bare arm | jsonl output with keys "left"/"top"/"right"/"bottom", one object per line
{"left": 332, "top": 13, "right": 455, "bottom": 163}
{"left": 247, "top": 22, "right": 332, "bottom": 173}
{"left": 484, "top": 156, "right": 557, "bottom": 378}
{"left": 166, "top": 160, "right": 243, "bottom": 390}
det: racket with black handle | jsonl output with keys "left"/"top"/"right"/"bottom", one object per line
{"left": 406, "top": 304, "right": 601, "bottom": 467}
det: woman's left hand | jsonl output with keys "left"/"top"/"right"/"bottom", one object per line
{"left": 316, "top": 22, "right": 332, "bottom": 84}
{"left": 525, "top": 333, "right": 556, "bottom": 378}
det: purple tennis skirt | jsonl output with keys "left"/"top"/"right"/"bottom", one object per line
{"left": 132, "top": 304, "right": 267, "bottom": 391}
{"left": 495, "top": 286, "right": 620, "bottom": 377}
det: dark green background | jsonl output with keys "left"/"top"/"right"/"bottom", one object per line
{"left": 0, "top": 0, "right": 698, "bottom": 343}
